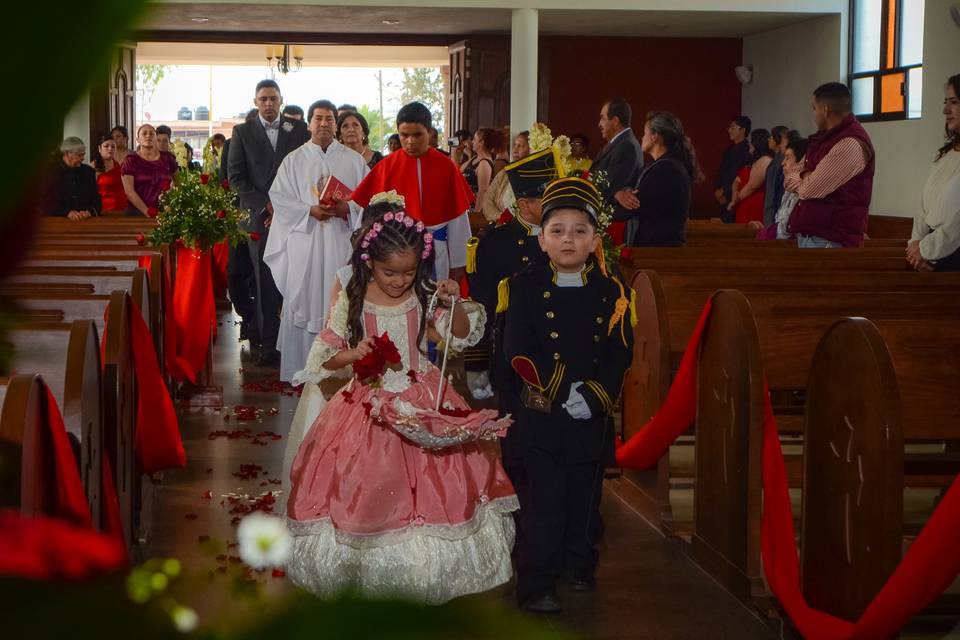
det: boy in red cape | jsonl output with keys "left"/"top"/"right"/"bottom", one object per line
{"left": 351, "top": 101, "right": 474, "bottom": 283}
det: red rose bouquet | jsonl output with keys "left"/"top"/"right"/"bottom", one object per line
{"left": 352, "top": 333, "right": 402, "bottom": 383}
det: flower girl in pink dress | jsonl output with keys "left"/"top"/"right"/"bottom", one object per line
{"left": 286, "top": 210, "right": 518, "bottom": 604}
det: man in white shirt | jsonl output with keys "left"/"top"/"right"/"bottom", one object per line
{"left": 265, "top": 99, "right": 369, "bottom": 382}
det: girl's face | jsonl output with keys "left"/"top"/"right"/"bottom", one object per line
{"left": 99, "top": 139, "right": 116, "bottom": 160}
{"left": 538, "top": 208, "right": 599, "bottom": 273}
{"left": 371, "top": 248, "right": 419, "bottom": 299}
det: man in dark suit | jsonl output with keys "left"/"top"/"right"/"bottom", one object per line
{"left": 228, "top": 80, "right": 310, "bottom": 367}
{"left": 591, "top": 97, "right": 644, "bottom": 233}
{"left": 714, "top": 115, "right": 752, "bottom": 222}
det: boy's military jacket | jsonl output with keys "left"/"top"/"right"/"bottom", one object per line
{"left": 465, "top": 215, "right": 545, "bottom": 375}
{"left": 498, "top": 260, "right": 635, "bottom": 464}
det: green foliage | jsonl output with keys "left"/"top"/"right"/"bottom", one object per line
{"left": 0, "top": 571, "right": 570, "bottom": 640}
{"left": 235, "top": 592, "right": 572, "bottom": 640}
{"left": 355, "top": 104, "right": 392, "bottom": 152}
{"left": 137, "top": 64, "right": 171, "bottom": 104}
{"left": 398, "top": 68, "right": 446, "bottom": 138}
{"left": 149, "top": 170, "right": 249, "bottom": 250}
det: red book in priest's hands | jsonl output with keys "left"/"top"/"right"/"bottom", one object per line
{"left": 316, "top": 175, "right": 353, "bottom": 217}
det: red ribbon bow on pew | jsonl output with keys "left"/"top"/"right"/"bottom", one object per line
{"left": 616, "top": 299, "right": 960, "bottom": 639}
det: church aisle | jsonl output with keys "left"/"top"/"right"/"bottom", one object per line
{"left": 144, "top": 309, "right": 778, "bottom": 638}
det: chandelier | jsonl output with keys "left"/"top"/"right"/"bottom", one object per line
{"left": 265, "top": 45, "right": 303, "bottom": 75}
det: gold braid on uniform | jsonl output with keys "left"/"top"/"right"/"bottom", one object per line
{"left": 496, "top": 277, "right": 510, "bottom": 313}
{"left": 607, "top": 276, "right": 631, "bottom": 347}
{"left": 594, "top": 244, "right": 608, "bottom": 276}
{"left": 466, "top": 237, "right": 479, "bottom": 274}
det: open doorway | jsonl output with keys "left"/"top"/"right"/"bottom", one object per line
{"left": 135, "top": 42, "right": 449, "bottom": 161}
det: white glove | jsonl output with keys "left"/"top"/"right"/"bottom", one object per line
{"left": 562, "top": 381, "right": 592, "bottom": 420}
{"left": 467, "top": 370, "right": 494, "bottom": 400}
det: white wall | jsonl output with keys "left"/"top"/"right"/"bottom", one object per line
{"left": 62, "top": 92, "right": 91, "bottom": 154}
{"left": 864, "top": 0, "right": 960, "bottom": 217}
{"left": 741, "top": 14, "right": 843, "bottom": 137}
{"left": 744, "top": 0, "right": 960, "bottom": 219}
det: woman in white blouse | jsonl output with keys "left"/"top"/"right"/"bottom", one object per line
{"left": 908, "top": 74, "right": 960, "bottom": 272}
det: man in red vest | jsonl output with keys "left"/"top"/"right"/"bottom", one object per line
{"left": 351, "top": 102, "right": 474, "bottom": 282}
{"left": 785, "top": 82, "right": 875, "bottom": 248}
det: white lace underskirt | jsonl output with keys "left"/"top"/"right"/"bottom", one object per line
{"left": 286, "top": 496, "right": 518, "bottom": 604}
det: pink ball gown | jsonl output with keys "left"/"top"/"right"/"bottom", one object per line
{"left": 286, "top": 290, "right": 518, "bottom": 604}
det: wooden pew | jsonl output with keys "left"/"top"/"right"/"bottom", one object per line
{"left": 867, "top": 214, "right": 913, "bottom": 239}
{"left": 0, "top": 320, "right": 103, "bottom": 527}
{"left": 1, "top": 268, "right": 152, "bottom": 345}
{"left": 39, "top": 218, "right": 156, "bottom": 235}
{"left": 690, "top": 292, "right": 958, "bottom": 623}
{"left": 624, "top": 268, "right": 960, "bottom": 528}
{"left": 0, "top": 375, "right": 53, "bottom": 512}
{"left": 800, "top": 317, "right": 903, "bottom": 621}
{"left": 620, "top": 248, "right": 910, "bottom": 284}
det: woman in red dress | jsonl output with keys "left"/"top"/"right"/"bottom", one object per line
{"left": 91, "top": 135, "right": 128, "bottom": 213}
{"left": 728, "top": 129, "right": 774, "bottom": 224}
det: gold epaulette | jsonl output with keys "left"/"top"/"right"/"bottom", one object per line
{"left": 496, "top": 277, "right": 510, "bottom": 313}
{"left": 466, "top": 237, "right": 479, "bottom": 274}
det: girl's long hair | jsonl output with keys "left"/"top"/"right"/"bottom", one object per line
{"left": 345, "top": 214, "right": 436, "bottom": 349}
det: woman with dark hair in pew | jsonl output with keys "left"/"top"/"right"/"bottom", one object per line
{"left": 728, "top": 128, "right": 774, "bottom": 224}
{"left": 908, "top": 73, "right": 960, "bottom": 272}
{"left": 616, "top": 111, "right": 703, "bottom": 247}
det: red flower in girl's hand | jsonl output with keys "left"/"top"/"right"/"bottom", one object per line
{"left": 160, "top": 179, "right": 172, "bottom": 192}
{"left": 146, "top": 207, "right": 159, "bottom": 218}
{"left": 351, "top": 333, "right": 401, "bottom": 382}
{"left": 372, "top": 333, "right": 401, "bottom": 366}
{"left": 200, "top": 173, "right": 210, "bottom": 185}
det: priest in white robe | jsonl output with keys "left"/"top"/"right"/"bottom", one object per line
{"left": 265, "top": 99, "right": 369, "bottom": 382}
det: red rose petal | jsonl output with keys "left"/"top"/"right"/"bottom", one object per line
{"left": 272, "top": 569, "right": 286, "bottom": 578}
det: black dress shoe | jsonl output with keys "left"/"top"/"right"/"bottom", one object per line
{"left": 522, "top": 593, "right": 562, "bottom": 614}
{"left": 256, "top": 348, "right": 281, "bottom": 367}
{"left": 566, "top": 572, "right": 596, "bottom": 592}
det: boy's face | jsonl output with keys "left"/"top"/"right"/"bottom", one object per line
{"left": 538, "top": 208, "right": 599, "bottom": 273}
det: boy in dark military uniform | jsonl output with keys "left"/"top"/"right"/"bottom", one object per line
{"left": 500, "top": 176, "right": 635, "bottom": 613}
{"left": 463, "top": 148, "right": 558, "bottom": 399}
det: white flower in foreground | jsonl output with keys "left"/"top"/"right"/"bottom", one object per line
{"left": 237, "top": 512, "right": 291, "bottom": 569}
{"left": 171, "top": 606, "right": 198, "bottom": 633}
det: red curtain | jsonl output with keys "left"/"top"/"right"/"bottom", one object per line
{"left": 616, "top": 301, "right": 960, "bottom": 638}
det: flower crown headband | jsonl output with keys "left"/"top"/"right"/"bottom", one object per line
{"left": 359, "top": 210, "right": 433, "bottom": 263}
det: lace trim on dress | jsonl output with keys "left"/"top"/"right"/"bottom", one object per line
{"left": 286, "top": 498, "right": 516, "bottom": 605}
{"left": 433, "top": 300, "right": 487, "bottom": 352}
{"left": 286, "top": 494, "right": 518, "bottom": 548}
{"left": 292, "top": 292, "right": 352, "bottom": 386}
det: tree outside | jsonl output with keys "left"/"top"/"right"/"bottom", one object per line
{"left": 397, "top": 68, "right": 446, "bottom": 139}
